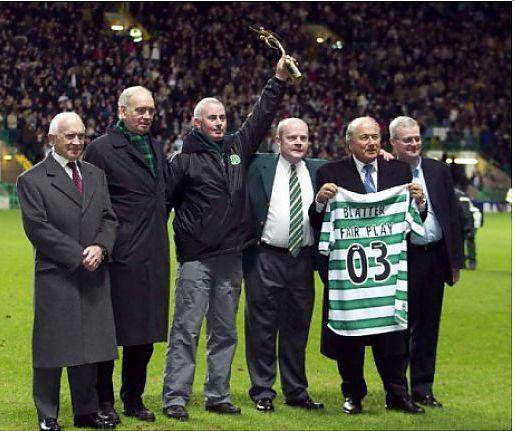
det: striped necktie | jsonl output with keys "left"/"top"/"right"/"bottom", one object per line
{"left": 363, "top": 164, "right": 376, "bottom": 193}
{"left": 288, "top": 163, "right": 303, "bottom": 257}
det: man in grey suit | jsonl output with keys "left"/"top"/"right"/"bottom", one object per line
{"left": 243, "top": 118, "right": 325, "bottom": 412}
{"left": 17, "top": 112, "right": 118, "bottom": 431}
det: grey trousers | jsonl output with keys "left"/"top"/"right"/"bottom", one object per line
{"left": 162, "top": 253, "right": 242, "bottom": 407}
{"left": 33, "top": 364, "right": 98, "bottom": 421}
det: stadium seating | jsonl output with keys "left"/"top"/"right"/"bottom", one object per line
{"left": 0, "top": 3, "right": 510, "bottom": 173}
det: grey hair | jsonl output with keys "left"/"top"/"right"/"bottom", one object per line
{"left": 193, "top": 97, "right": 224, "bottom": 119}
{"left": 389, "top": 116, "right": 419, "bottom": 139}
{"left": 345, "top": 116, "right": 379, "bottom": 143}
{"left": 48, "top": 112, "right": 83, "bottom": 135}
{"left": 118, "top": 86, "right": 153, "bottom": 108}
{"left": 276, "top": 117, "right": 308, "bottom": 138}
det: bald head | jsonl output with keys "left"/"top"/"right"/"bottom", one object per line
{"left": 275, "top": 117, "right": 309, "bottom": 164}
{"left": 276, "top": 118, "right": 308, "bottom": 139}
{"left": 48, "top": 112, "right": 85, "bottom": 162}
{"left": 48, "top": 112, "right": 84, "bottom": 136}
{"left": 346, "top": 116, "right": 381, "bottom": 164}
{"left": 118, "top": 86, "right": 155, "bottom": 134}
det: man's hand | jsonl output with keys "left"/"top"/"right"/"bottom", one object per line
{"left": 316, "top": 183, "right": 338, "bottom": 204}
{"left": 452, "top": 268, "right": 460, "bottom": 284}
{"left": 379, "top": 149, "right": 395, "bottom": 161}
{"left": 408, "top": 183, "right": 426, "bottom": 206}
{"left": 275, "top": 54, "right": 296, "bottom": 82}
{"left": 82, "top": 245, "right": 104, "bottom": 272}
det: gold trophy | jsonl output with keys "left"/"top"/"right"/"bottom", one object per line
{"left": 250, "top": 26, "right": 302, "bottom": 83}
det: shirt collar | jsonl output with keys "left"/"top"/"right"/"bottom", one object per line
{"left": 278, "top": 154, "right": 305, "bottom": 172}
{"left": 52, "top": 148, "right": 77, "bottom": 168}
{"left": 352, "top": 155, "right": 377, "bottom": 173}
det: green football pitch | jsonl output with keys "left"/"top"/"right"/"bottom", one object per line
{"left": 0, "top": 210, "right": 510, "bottom": 430}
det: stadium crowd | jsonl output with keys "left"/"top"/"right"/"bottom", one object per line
{"left": 0, "top": 2, "right": 510, "bottom": 171}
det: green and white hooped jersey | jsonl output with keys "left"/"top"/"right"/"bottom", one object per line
{"left": 319, "top": 184, "right": 425, "bottom": 337}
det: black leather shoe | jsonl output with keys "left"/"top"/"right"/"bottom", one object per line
{"left": 205, "top": 402, "right": 241, "bottom": 415}
{"left": 163, "top": 405, "right": 189, "bottom": 421}
{"left": 255, "top": 398, "right": 274, "bottom": 412}
{"left": 39, "top": 418, "right": 61, "bottom": 431}
{"left": 123, "top": 402, "right": 155, "bottom": 422}
{"left": 99, "top": 404, "right": 121, "bottom": 424}
{"left": 413, "top": 394, "right": 443, "bottom": 408}
{"left": 342, "top": 397, "right": 362, "bottom": 414}
{"left": 385, "top": 396, "right": 425, "bottom": 414}
{"left": 74, "top": 412, "right": 116, "bottom": 429}
{"left": 285, "top": 396, "right": 324, "bottom": 410}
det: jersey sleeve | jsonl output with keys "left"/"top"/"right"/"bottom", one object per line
{"left": 318, "top": 198, "right": 334, "bottom": 256}
{"left": 405, "top": 188, "right": 425, "bottom": 238}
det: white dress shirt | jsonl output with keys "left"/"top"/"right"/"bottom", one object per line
{"left": 352, "top": 155, "right": 378, "bottom": 190}
{"left": 261, "top": 155, "right": 314, "bottom": 248}
{"left": 410, "top": 158, "right": 442, "bottom": 244}
{"left": 52, "top": 149, "right": 82, "bottom": 180}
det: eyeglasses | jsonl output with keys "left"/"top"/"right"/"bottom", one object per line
{"left": 396, "top": 136, "right": 421, "bottom": 144}
{"left": 134, "top": 107, "right": 156, "bottom": 116}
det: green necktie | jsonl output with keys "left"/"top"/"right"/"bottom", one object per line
{"left": 288, "top": 163, "right": 303, "bottom": 257}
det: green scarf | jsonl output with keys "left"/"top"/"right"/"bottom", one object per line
{"left": 115, "top": 120, "right": 156, "bottom": 177}
{"left": 191, "top": 128, "right": 223, "bottom": 156}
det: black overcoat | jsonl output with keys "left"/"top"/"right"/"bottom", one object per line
{"left": 17, "top": 155, "right": 118, "bottom": 368}
{"left": 83, "top": 131, "right": 170, "bottom": 346}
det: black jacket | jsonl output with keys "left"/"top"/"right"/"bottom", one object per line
{"left": 168, "top": 77, "right": 286, "bottom": 262}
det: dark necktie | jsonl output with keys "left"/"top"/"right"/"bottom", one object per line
{"left": 67, "top": 162, "right": 83, "bottom": 194}
{"left": 363, "top": 164, "right": 376, "bottom": 193}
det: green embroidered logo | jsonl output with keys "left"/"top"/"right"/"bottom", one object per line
{"left": 229, "top": 154, "right": 241, "bottom": 165}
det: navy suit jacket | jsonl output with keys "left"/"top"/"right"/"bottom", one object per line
{"left": 418, "top": 157, "right": 464, "bottom": 284}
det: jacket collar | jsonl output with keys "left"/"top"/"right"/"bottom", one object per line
{"left": 181, "top": 128, "right": 231, "bottom": 154}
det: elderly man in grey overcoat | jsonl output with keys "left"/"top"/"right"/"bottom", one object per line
{"left": 17, "top": 112, "right": 118, "bottom": 431}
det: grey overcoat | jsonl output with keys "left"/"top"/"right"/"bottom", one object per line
{"left": 17, "top": 155, "right": 119, "bottom": 368}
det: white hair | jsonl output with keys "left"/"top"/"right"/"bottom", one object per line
{"left": 389, "top": 116, "right": 419, "bottom": 139}
{"left": 276, "top": 117, "right": 308, "bottom": 138}
{"left": 345, "top": 116, "right": 379, "bottom": 143}
{"left": 118, "top": 86, "right": 153, "bottom": 108}
{"left": 193, "top": 97, "right": 224, "bottom": 119}
{"left": 48, "top": 112, "right": 83, "bottom": 135}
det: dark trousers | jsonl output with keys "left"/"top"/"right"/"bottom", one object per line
{"left": 34, "top": 364, "right": 98, "bottom": 421}
{"left": 97, "top": 344, "right": 154, "bottom": 407}
{"left": 336, "top": 332, "right": 408, "bottom": 401}
{"left": 244, "top": 245, "right": 314, "bottom": 402}
{"left": 406, "top": 242, "right": 446, "bottom": 397}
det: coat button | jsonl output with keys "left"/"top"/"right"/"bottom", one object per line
{"left": 260, "top": 221, "right": 265, "bottom": 226}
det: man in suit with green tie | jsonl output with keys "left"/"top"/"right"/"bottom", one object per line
{"left": 243, "top": 118, "right": 325, "bottom": 413}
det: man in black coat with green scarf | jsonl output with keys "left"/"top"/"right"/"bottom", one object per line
{"left": 83, "top": 86, "right": 170, "bottom": 424}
